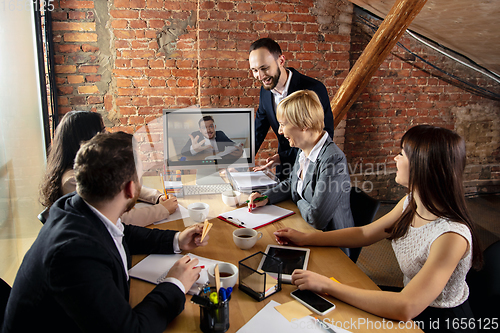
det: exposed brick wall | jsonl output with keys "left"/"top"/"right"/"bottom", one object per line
{"left": 50, "top": 1, "right": 500, "bottom": 199}
{"left": 347, "top": 8, "right": 500, "bottom": 200}
{"left": 51, "top": 0, "right": 353, "bottom": 162}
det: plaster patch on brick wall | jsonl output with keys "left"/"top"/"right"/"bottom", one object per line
{"left": 454, "top": 102, "right": 500, "bottom": 164}
{"left": 157, "top": 12, "right": 197, "bottom": 59}
{"left": 313, "top": 0, "right": 353, "bottom": 34}
{"left": 93, "top": 0, "right": 114, "bottom": 125}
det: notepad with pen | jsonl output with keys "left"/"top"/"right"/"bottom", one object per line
{"left": 218, "top": 205, "right": 295, "bottom": 229}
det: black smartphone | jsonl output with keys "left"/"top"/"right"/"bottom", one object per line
{"left": 290, "top": 289, "right": 336, "bottom": 315}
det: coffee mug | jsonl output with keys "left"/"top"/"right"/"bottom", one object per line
{"left": 207, "top": 262, "right": 238, "bottom": 289}
{"left": 221, "top": 190, "right": 241, "bottom": 207}
{"left": 187, "top": 202, "right": 210, "bottom": 222}
{"left": 232, "top": 228, "right": 263, "bottom": 250}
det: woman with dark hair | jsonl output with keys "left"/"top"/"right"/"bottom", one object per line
{"left": 40, "top": 111, "right": 177, "bottom": 226}
{"left": 274, "top": 125, "right": 482, "bottom": 332}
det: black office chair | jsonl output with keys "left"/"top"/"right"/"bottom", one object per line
{"left": 349, "top": 186, "right": 381, "bottom": 263}
{"left": 1, "top": 278, "right": 11, "bottom": 325}
{"left": 466, "top": 240, "right": 500, "bottom": 321}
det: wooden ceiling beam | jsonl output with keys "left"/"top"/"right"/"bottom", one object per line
{"left": 332, "top": 0, "right": 428, "bottom": 128}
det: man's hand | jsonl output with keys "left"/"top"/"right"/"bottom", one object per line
{"left": 178, "top": 224, "right": 209, "bottom": 251}
{"left": 253, "top": 153, "right": 280, "bottom": 172}
{"left": 158, "top": 195, "right": 178, "bottom": 214}
{"left": 190, "top": 134, "right": 213, "bottom": 153}
{"left": 167, "top": 255, "right": 201, "bottom": 293}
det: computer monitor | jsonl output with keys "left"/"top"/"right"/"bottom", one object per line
{"left": 162, "top": 107, "right": 255, "bottom": 185}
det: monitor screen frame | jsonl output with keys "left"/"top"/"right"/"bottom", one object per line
{"left": 162, "top": 107, "right": 255, "bottom": 171}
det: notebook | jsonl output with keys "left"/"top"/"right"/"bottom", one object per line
{"left": 128, "top": 253, "right": 222, "bottom": 295}
{"left": 218, "top": 205, "right": 295, "bottom": 229}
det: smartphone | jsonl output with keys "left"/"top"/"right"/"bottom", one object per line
{"left": 290, "top": 289, "right": 336, "bottom": 316}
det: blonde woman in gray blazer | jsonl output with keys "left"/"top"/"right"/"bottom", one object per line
{"left": 248, "top": 90, "right": 354, "bottom": 255}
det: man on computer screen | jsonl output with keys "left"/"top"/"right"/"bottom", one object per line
{"left": 181, "top": 115, "right": 243, "bottom": 158}
{"left": 249, "top": 38, "right": 334, "bottom": 180}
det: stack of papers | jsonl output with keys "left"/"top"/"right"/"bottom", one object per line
{"left": 228, "top": 171, "right": 278, "bottom": 193}
{"left": 218, "top": 205, "right": 294, "bottom": 229}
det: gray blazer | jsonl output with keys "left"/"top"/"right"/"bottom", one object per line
{"left": 264, "top": 137, "right": 354, "bottom": 254}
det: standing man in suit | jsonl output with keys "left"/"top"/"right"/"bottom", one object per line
{"left": 2, "top": 132, "right": 208, "bottom": 333}
{"left": 249, "top": 37, "right": 334, "bottom": 180}
{"left": 181, "top": 115, "right": 242, "bottom": 158}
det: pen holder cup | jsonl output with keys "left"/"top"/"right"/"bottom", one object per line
{"left": 238, "top": 251, "right": 282, "bottom": 301}
{"left": 199, "top": 290, "right": 230, "bottom": 333}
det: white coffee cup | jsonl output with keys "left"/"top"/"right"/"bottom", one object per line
{"left": 187, "top": 202, "right": 209, "bottom": 222}
{"left": 207, "top": 262, "right": 238, "bottom": 289}
{"left": 221, "top": 190, "right": 241, "bottom": 207}
{"left": 232, "top": 228, "right": 263, "bottom": 250}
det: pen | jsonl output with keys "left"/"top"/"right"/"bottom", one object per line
{"left": 246, "top": 195, "right": 268, "bottom": 212}
{"left": 219, "top": 288, "right": 227, "bottom": 302}
{"left": 193, "top": 265, "right": 205, "bottom": 269}
{"left": 160, "top": 173, "right": 167, "bottom": 197}
{"left": 209, "top": 292, "right": 219, "bottom": 305}
{"left": 315, "top": 317, "right": 337, "bottom": 333}
{"left": 244, "top": 195, "right": 268, "bottom": 204}
{"left": 191, "top": 294, "right": 211, "bottom": 307}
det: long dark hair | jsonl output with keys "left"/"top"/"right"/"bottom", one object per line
{"left": 389, "top": 125, "right": 482, "bottom": 269}
{"left": 39, "top": 111, "right": 104, "bottom": 207}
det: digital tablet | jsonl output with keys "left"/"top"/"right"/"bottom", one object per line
{"left": 260, "top": 245, "right": 310, "bottom": 283}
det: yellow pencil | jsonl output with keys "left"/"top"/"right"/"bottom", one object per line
{"left": 160, "top": 173, "right": 167, "bottom": 197}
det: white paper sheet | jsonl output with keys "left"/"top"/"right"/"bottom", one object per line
{"left": 153, "top": 204, "right": 189, "bottom": 225}
{"left": 128, "top": 253, "right": 222, "bottom": 295}
{"left": 236, "top": 300, "right": 352, "bottom": 333}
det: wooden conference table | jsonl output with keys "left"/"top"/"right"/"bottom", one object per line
{"left": 130, "top": 176, "right": 422, "bottom": 332}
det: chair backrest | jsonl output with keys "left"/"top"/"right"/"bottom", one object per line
{"left": 349, "top": 187, "right": 381, "bottom": 263}
{"left": 1, "top": 278, "right": 11, "bottom": 325}
{"left": 466, "top": 240, "right": 500, "bottom": 320}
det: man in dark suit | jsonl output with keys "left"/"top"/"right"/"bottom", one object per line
{"left": 2, "top": 132, "right": 207, "bottom": 333}
{"left": 181, "top": 115, "right": 242, "bottom": 158}
{"left": 249, "top": 38, "right": 334, "bottom": 180}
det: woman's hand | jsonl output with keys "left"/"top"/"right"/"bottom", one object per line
{"left": 291, "top": 269, "right": 334, "bottom": 294}
{"left": 273, "top": 227, "right": 309, "bottom": 246}
{"left": 247, "top": 192, "right": 268, "bottom": 211}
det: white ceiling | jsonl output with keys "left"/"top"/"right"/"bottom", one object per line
{"left": 349, "top": 0, "right": 500, "bottom": 76}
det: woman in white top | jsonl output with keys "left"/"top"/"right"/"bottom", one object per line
{"left": 40, "top": 111, "right": 177, "bottom": 226}
{"left": 274, "top": 125, "right": 482, "bottom": 332}
{"left": 248, "top": 90, "right": 354, "bottom": 254}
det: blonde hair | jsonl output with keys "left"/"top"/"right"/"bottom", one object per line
{"left": 276, "top": 90, "right": 324, "bottom": 133}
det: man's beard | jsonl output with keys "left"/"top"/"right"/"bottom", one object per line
{"left": 262, "top": 66, "right": 281, "bottom": 91}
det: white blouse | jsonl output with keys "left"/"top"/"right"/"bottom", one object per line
{"left": 391, "top": 197, "right": 473, "bottom": 308}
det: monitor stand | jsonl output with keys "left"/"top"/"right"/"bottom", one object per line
{"left": 195, "top": 167, "right": 226, "bottom": 185}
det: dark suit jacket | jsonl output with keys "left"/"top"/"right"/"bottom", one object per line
{"left": 263, "top": 137, "right": 354, "bottom": 255}
{"left": 2, "top": 193, "right": 184, "bottom": 333}
{"left": 255, "top": 67, "right": 334, "bottom": 179}
{"left": 181, "top": 130, "right": 235, "bottom": 156}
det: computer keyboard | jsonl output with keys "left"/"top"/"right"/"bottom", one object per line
{"left": 183, "top": 183, "right": 233, "bottom": 196}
